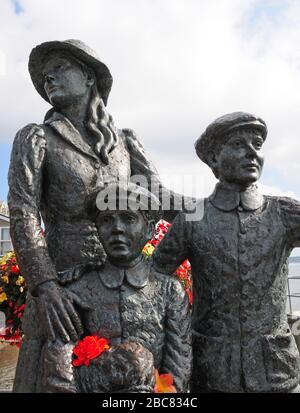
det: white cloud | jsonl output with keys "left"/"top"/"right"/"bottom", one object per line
{"left": 0, "top": 49, "right": 7, "bottom": 77}
{"left": 291, "top": 247, "right": 300, "bottom": 257}
{"left": 1, "top": 0, "right": 300, "bottom": 198}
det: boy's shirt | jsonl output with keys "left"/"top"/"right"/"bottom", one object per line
{"left": 52, "top": 256, "right": 191, "bottom": 393}
{"left": 154, "top": 183, "right": 300, "bottom": 393}
{"left": 20, "top": 256, "right": 192, "bottom": 392}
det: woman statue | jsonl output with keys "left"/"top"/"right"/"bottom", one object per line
{"left": 8, "top": 39, "right": 174, "bottom": 392}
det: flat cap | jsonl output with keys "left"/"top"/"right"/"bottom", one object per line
{"left": 195, "top": 112, "right": 267, "bottom": 166}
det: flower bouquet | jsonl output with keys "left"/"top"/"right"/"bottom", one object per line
{"left": 0, "top": 252, "right": 26, "bottom": 347}
{"left": 72, "top": 335, "right": 176, "bottom": 393}
{"left": 143, "top": 220, "right": 193, "bottom": 304}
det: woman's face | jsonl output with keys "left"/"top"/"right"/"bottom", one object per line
{"left": 42, "top": 53, "right": 91, "bottom": 109}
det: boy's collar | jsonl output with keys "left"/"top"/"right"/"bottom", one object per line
{"left": 209, "top": 182, "right": 264, "bottom": 212}
{"left": 99, "top": 255, "right": 151, "bottom": 289}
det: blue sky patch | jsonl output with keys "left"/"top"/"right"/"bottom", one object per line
{"left": 0, "top": 143, "right": 11, "bottom": 201}
{"left": 10, "top": 0, "right": 24, "bottom": 15}
{"left": 247, "top": 0, "right": 288, "bottom": 24}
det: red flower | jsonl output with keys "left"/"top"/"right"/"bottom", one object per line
{"left": 0, "top": 327, "right": 23, "bottom": 347}
{"left": 175, "top": 265, "right": 190, "bottom": 280}
{"left": 72, "top": 335, "right": 110, "bottom": 367}
{"left": 10, "top": 265, "right": 20, "bottom": 274}
{"left": 17, "top": 304, "right": 26, "bottom": 312}
{"left": 181, "top": 259, "right": 191, "bottom": 270}
{"left": 153, "top": 220, "right": 171, "bottom": 242}
{"left": 150, "top": 239, "right": 160, "bottom": 247}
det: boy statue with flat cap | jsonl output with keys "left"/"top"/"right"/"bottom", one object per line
{"left": 154, "top": 112, "right": 300, "bottom": 393}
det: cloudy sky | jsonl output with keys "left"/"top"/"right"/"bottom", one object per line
{"left": 1, "top": 0, "right": 300, "bottom": 205}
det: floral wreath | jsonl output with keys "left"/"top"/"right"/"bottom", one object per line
{"left": 0, "top": 252, "right": 26, "bottom": 347}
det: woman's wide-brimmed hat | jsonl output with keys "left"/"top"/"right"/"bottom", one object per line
{"left": 28, "top": 39, "right": 113, "bottom": 106}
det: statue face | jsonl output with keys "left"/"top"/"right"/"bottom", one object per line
{"left": 42, "top": 53, "right": 91, "bottom": 108}
{"left": 214, "top": 129, "right": 264, "bottom": 186}
{"left": 96, "top": 210, "right": 149, "bottom": 264}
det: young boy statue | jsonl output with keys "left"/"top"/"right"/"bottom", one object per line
{"left": 154, "top": 112, "right": 300, "bottom": 393}
{"left": 38, "top": 182, "right": 191, "bottom": 393}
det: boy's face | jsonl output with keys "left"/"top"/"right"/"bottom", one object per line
{"left": 213, "top": 128, "right": 264, "bottom": 187}
{"left": 96, "top": 210, "right": 150, "bottom": 264}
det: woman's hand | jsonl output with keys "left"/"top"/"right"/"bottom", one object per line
{"left": 35, "top": 280, "right": 91, "bottom": 343}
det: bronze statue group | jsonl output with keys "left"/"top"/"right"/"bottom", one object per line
{"left": 8, "top": 40, "right": 300, "bottom": 393}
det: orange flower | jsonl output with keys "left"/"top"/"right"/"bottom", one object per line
{"left": 72, "top": 335, "right": 110, "bottom": 367}
{"left": 154, "top": 370, "right": 177, "bottom": 393}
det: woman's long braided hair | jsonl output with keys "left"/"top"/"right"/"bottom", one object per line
{"left": 85, "top": 81, "right": 119, "bottom": 165}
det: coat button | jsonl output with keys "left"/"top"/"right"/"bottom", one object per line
{"left": 94, "top": 162, "right": 100, "bottom": 169}
{"left": 238, "top": 206, "right": 243, "bottom": 212}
